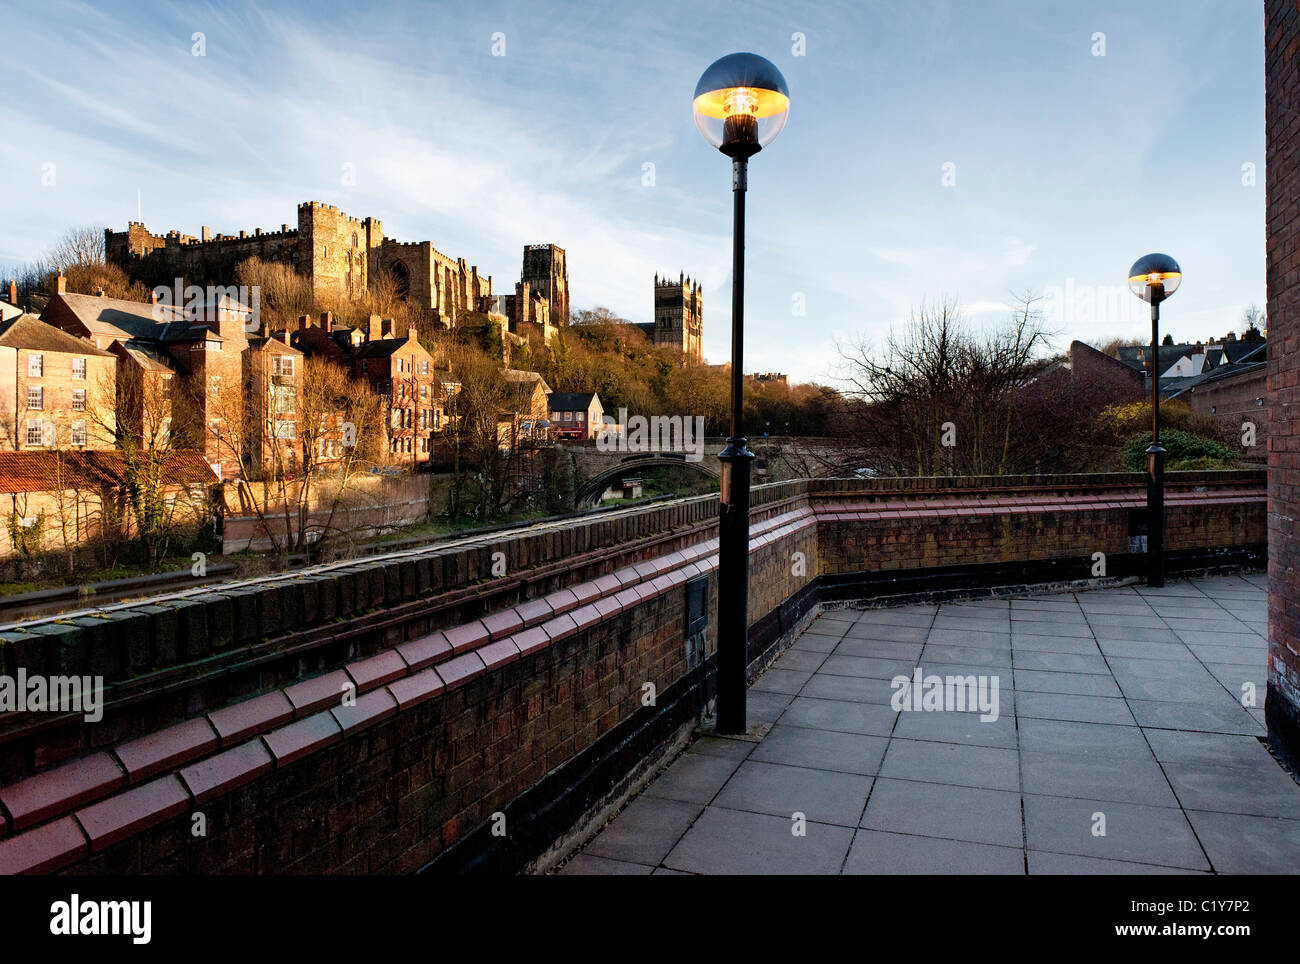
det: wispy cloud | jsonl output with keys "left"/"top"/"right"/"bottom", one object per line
{"left": 0, "top": 0, "right": 1267, "bottom": 382}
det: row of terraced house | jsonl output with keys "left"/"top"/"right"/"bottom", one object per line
{"left": 0, "top": 275, "right": 482, "bottom": 558}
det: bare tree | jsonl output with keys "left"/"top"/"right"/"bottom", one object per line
{"left": 48, "top": 226, "right": 106, "bottom": 271}
{"left": 87, "top": 361, "right": 198, "bottom": 567}
{"left": 818, "top": 294, "right": 1054, "bottom": 477}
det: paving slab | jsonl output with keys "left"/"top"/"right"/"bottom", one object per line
{"left": 1022, "top": 795, "right": 1210, "bottom": 871}
{"left": 860, "top": 778, "right": 1023, "bottom": 847}
{"left": 711, "top": 760, "right": 873, "bottom": 827}
{"left": 777, "top": 696, "right": 900, "bottom": 737}
{"left": 749, "top": 724, "right": 889, "bottom": 775}
{"left": 584, "top": 796, "right": 702, "bottom": 866}
{"left": 664, "top": 807, "right": 855, "bottom": 875}
{"left": 843, "top": 830, "right": 1024, "bottom": 875}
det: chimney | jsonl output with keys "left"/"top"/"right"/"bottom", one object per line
{"left": 319, "top": 311, "right": 333, "bottom": 330}
{"left": 281, "top": 330, "right": 290, "bottom": 345}
{"left": 299, "top": 314, "right": 311, "bottom": 330}
{"left": 408, "top": 326, "right": 418, "bottom": 343}
{"left": 94, "top": 286, "right": 105, "bottom": 297}
{"left": 367, "top": 314, "right": 382, "bottom": 342}
{"left": 7, "top": 280, "right": 15, "bottom": 306}
{"left": 381, "top": 317, "right": 394, "bottom": 339}
{"left": 150, "top": 290, "right": 159, "bottom": 305}
{"left": 55, "top": 270, "right": 66, "bottom": 295}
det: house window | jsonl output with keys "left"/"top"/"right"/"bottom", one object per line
{"left": 420, "top": 384, "right": 428, "bottom": 399}
{"left": 27, "top": 387, "right": 42, "bottom": 410}
{"left": 72, "top": 388, "right": 86, "bottom": 411}
{"left": 274, "top": 356, "right": 295, "bottom": 377}
{"left": 210, "top": 376, "right": 221, "bottom": 397}
{"left": 160, "top": 376, "right": 173, "bottom": 399}
{"left": 272, "top": 385, "right": 295, "bottom": 414}
{"left": 206, "top": 340, "right": 222, "bottom": 351}
{"left": 361, "top": 361, "right": 368, "bottom": 375}
{"left": 71, "top": 358, "right": 86, "bottom": 379}
{"left": 71, "top": 421, "right": 86, "bottom": 446}
{"left": 422, "top": 360, "right": 429, "bottom": 374}
{"left": 28, "top": 354, "right": 42, "bottom": 377}
{"left": 26, "top": 421, "right": 43, "bottom": 446}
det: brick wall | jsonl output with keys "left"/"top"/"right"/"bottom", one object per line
{"left": 0, "top": 472, "right": 1264, "bottom": 873}
{"left": 1266, "top": 0, "right": 1300, "bottom": 765}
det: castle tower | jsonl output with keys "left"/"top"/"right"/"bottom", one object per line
{"left": 653, "top": 273, "right": 703, "bottom": 364}
{"left": 521, "top": 244, "right": 569, "bottom": 326}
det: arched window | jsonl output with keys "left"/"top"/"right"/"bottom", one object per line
{"left": 351, "top": 232, "right": 358, "bottom": 249}
{"left": 322, "top": 243, "right": 329, "bottom": 258}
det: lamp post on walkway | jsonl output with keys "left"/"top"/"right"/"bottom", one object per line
{"left": 693, "top": 53, "right": 789, "bottom": 734}
{"left": 1128, "top": 253, "right": 1182, "bottom": 588}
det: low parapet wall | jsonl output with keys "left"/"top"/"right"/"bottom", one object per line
{"left": 0, "top": 471, "right": 1265, "bottom": 873}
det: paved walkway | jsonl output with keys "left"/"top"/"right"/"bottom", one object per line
{"left": 558, "top": 573, "right": 1300, "bottom": 874}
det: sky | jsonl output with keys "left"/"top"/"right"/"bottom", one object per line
{"left": 0, "top": 0, "right": 1266, "bottom": 384}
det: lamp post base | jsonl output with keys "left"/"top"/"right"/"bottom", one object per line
{"left": 1147, "top": 442, "right": 1166, "bottom": 588}
{"left": 716, "top": 438, "right": 754, "bottom": 735}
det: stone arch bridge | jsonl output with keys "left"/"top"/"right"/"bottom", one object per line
{"left": 562, "top": 437, "right": 839, "bottom": 508}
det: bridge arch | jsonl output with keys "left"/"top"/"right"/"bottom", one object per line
{"left": 574, "top": 453, "right": 719, "bottom": 508}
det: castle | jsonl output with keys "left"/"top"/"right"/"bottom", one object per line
{"left": 638, "top": 272, "right": 703, "bottom": 363}
{"left": 104, "top": 203, "right": 567, "bottom": 333}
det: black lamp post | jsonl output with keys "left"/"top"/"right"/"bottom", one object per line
{"left": 1128, "top": 253, "right": 1182, "bottom": 588}
{"left": 694, "top": 52, "right": 789, "bottom": 734}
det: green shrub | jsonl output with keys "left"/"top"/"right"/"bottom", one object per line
{"left": 1120, "top": 430, "right": 1238, "bottom": 472}
{"left": 1168, "top": 455, "right": 1239, "bottom": 471}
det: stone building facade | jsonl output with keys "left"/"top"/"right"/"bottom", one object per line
{"left": 521, "top": 244, "right": 569, "bottom": 326}
{"left": 106, "top": 202, "right": 494, "bottom": 330}
{"left": 0, "top": 315, "right": 117, "bottom": 452}
{"left": 648, "top": 273, "right": 703, "bottom": 363}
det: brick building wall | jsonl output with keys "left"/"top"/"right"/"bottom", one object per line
{"left": 1178, "top": 365, "right": 1269, "bottom": 457}
{"left": 1266, "top": 0, "right": 1300, "bottom": 765}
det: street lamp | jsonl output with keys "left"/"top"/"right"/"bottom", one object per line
{"left": 1128, "top": 253, "right": 1182, "bottom": 588}
{"left": 694, "top": 52, "right": 789, "bottom": 734}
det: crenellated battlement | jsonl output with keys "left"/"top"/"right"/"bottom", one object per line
{"left": 108, "top": 201, "right": 493, "bottom": 326}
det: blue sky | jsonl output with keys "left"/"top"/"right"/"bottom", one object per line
{"left": 0, "top": 0, "right": 1265, "bottom": 383}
